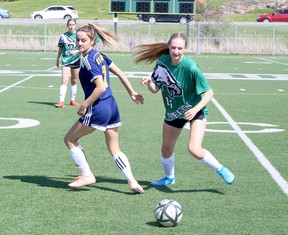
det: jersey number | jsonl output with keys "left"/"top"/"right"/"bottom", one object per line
{"left": 165, "top": 97, "right": 173, "bottom": 109}
{"left": 102, "top": 65, "right": 108, "bottom": 88}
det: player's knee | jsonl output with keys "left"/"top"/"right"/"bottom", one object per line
{"left": 188, "top": 146, "right": 202, "bottom": 159}
{"left": 161, "top": 145, "right": 174, "bottom": 157}
{"left": 71, "top": 79, "right": 77, "bottom": 85}
{"left": 64, "top": 134, "right": 71, "bottom": 148}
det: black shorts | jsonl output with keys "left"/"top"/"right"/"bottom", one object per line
{"left": 164, "top": 110, "right": 205, "bottom": 129}
{"left": 64, "top": 59, "right": 80, "bottom": 68}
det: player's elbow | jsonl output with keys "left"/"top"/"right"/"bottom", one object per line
{"left": 208, "top": 89, "right": 214, "bottom": 97}
{"left": 99, "top": 86, "right": 107, "bottom": 94}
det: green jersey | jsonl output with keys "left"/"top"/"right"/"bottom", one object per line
{"left": 58, "top": 31, "right": 80, "bottom": 66}
{"left": 151, "top": 54, "right": 211, "bottom": 121}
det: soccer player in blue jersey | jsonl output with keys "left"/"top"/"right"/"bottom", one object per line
{"left": 64, "top": 23, "right": 144, "bottom": 193}
{"left": 134, "top": 32, "right": 235, "bottom": 186}
{"left": 55, "top": 19, "right": 80, "bottom": 108}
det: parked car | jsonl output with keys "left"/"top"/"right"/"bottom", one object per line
{"left": 30, "top": 6, "right": 78, "bottom": 20}
{"left": 138, "top": 14, "right": 193, "bottom": 24}
{"left": 257, "top": 8, "right": 288, "bottom": 22}
{"left": 0, "top": 7, "right": 11, "bottom": 19}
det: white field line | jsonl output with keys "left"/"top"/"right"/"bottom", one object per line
{"left": 1, "top": 70, "right": 288, "bottom": 80}
{"left": 0, "top": 75, "right": 35, "bottom": 93}
{"left": 257, "top": 57, "right": 288, "bottom": 66}
{"left": 212, "top": 97, "right": 288, "bottom": 197}
{"left": 0, "top": 67, "right": 56, "bottom": 93}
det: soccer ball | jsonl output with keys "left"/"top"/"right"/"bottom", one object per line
{"left": 154, "top": 199, "right": 183, "bottom": 227}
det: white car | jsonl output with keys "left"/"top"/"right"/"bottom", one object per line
{"left": 30, "top": 6, "right": 78, "bottom": 20}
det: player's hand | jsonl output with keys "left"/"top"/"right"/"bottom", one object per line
{"left": 77, "top": 104, "right": 87, "bottom": 116}
{"left": 131, "top": 93, "right": 144, "bottom": 105}
{"left": 140, "top": 77, "right": 152, "bottom": 86}
{"left": 184, "top": 109, "right": 197, "bottom": 121}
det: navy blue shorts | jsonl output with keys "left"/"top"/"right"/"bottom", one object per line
{"left": 79, "top": 96, "right": 122, "bottom": 131}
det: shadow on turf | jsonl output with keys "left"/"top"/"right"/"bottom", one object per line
{"left": 3, "top": 175, "right": 74, "bottom": 189}
{"left": 3, "top": 175, "right": 223, "bottom": 194}
{"left": 28, "top": 101, "right": 56, "bottom": 107}
{"left": 92, "top": 176, "right": 151, "bottom": 195}
{"left": 148, "top": 185, "right": 223, "bottom": 194}
{"left": 146, "top": 221, "right": 163, "bottom": 227}
{"left": 95, "top": 177, "right": 223, "bottom": 195}
{"left": 3, "top": 175, "right": 151, "bottom": 193}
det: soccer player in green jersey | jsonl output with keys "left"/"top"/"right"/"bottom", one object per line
{"left": 55, "top": 19, "right": 81, "bottom": 108}
{"left": 134, "top": 32, "right": 235, "bottom": 186}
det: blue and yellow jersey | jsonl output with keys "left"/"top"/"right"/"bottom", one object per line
{"left": 79, "top": 49, "right": 113, "bottom": 102}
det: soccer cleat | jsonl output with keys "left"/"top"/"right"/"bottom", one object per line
{"left": 129, "top": 181, "right": 144, "bottom": 194}
{"left": 70, "top": 100, "right": 79, "bottom": 106}
{"left": 217, "top": 166, "right": 235, "bottom": 184}
{"left": 55, "top": 101, "right": 65, "bottom": 108}
{"left": 68, "top": 174, "right": 96, "bottom": 188}
{"left": 150, "top": 176, "right": 175, "bottom": 186}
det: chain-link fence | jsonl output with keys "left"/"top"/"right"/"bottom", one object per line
{"left": 0, "top": 19, "right": 287, "bottom": 55}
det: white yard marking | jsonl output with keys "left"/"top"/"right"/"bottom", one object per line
{"left": 257, "top": 57, "right": 288, "bottom": 66}
{"left": 0, "top": 75, "right": 35, "bottom": 93}
{"left": 245, "top": 62, "right": 272, "bottom": 64}
{"left": 1, "top": 70, "right": 287, "bottom": 80}
{"left": 184, "top": 122, "right": 284, "bottom": 134}
{"left": 0, "top": 70, "right": 23, "bottom": 74}
{"left": 112, "top": 72, "right": 288, "bottom": 80}
{"left": 0, "top": 118, "right": 40, "bottom": 129}
{"left": 212, "top": 97, "right": 288, "bottom": 197}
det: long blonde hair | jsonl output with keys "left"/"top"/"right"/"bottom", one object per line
{"left": 77, "top": 22, "right": 118, "bottom": 49}
{"left": 133, "top": 32, "right": 188, "bottom": 64}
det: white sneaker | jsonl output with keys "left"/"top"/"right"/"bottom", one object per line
{"left": 68, "top": 175, "right": 96, "bottom": 188}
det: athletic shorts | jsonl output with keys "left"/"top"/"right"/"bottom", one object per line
{"left": 64, "top": 59, "right": 80, "bottom": 68}
{"left": 164, "top": 110, "right": 205, "bottom": 129}
{"left": 79, "top": 96, "right": 122, "bottom": 131}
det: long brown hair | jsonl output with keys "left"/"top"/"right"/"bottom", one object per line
{"left": 77, "top": 22, "right": 118, "bottom": 49}
{"left": 133, "top": 32, "right": 188, "bottom": 64}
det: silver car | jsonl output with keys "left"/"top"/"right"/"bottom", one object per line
{"left": 0, "top": 7, "right": 11, "bottom": 19}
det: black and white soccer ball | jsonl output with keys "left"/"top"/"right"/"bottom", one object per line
{"left": 154, "top": 199, "right": 183, "bottom": 227}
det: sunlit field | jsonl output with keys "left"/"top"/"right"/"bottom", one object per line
{"left": 0, "top": 51, "right": 287, "bottom": 234}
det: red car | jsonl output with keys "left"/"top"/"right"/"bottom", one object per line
{"left": 257, "top": 8, "right": 288, "bottom": 22}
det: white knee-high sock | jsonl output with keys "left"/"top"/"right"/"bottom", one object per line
{"left": 113, "top": 152, "right": 136, "bottom": 183}
{"left": 70, "top": 84, "right": 77, "bottom": 101}
{"left": 201, "top": 149, "right": 222, "bottom": 171}
{"left": 59, "top": 84, "right": 67, "bottom": 102}
{"left": 161, "top": 154, "right": 175, "bottom": 178}
{"left": 69, "top": 146, "right": 92, "bottom": 176}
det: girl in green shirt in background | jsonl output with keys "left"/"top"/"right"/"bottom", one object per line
{"left": 55, "top": 19, "right": 81, "bottom": 108}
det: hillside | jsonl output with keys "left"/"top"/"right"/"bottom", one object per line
{"left": 219, "top": 0, "right": 288, "bottom": 14}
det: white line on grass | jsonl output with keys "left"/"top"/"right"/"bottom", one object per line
{"left": 0, "top": 66, "right": 55, "bottom": 93}
{"left": 0, "top": 75, "right": 34, "bottom": 93}
{"left": 212, "top": 97, "right": 288, "bottom": 197}
{"left": 46, "top": 66, "right": 57, "bottom": 71}
{"left": 257, "top": 57, "right": 288, "bottom": 66}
